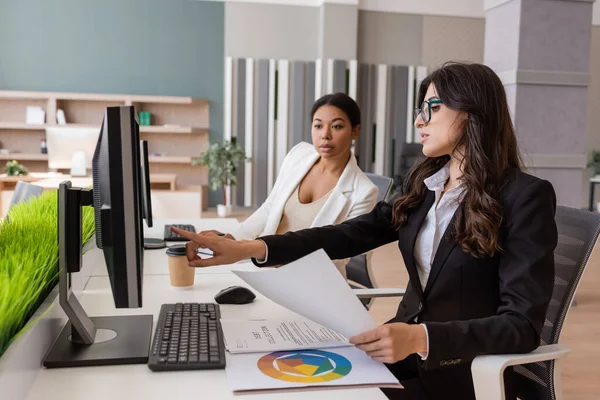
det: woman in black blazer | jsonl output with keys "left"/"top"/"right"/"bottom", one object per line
{"left": 173, "top": 62, "right": 558, "bottom": 400}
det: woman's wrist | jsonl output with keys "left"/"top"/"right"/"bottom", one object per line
{"left": 410, "top": 324, "right": 428, "bottom": 354}
{"left": 240, "top": 239, "right": 267, "bottom": 261}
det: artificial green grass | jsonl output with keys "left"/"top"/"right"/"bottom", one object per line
{"left": 0, "top": 191, "right": 95, "bottom": 358}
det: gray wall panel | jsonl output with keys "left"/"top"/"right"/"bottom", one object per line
{"left": 332, "top": 60, "right": 347, "bottom": 94}
{"left": 585, "top": 27, "right": 600, "bottom": 208}
{"left": 515, "top": 85, "right": 588, "bottom": 155}
{"left": 357, "top": 64, "right": 376, "bottom": 172}
{"left": 483, "top": 1, "right": 520, "bottom": 72}
{"left": 305, "top": 62, "right": 316, "bottom": 143}
{"left": 392, "top": 66, "right": 409, "bottom": 180}
{"left": 290, "top": 62, "right": 307, "bottom": 148}
{"left": 235, "top": 59, "right": 246, "bottom": 206}
{"left": 519, "top": 0, "right": 592, "bottom": 73}
{"left": 253, "top": 60, "right": 270, "bottom": 206}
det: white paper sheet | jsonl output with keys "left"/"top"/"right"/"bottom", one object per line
{"left": 221, "top": 318, "right": 351, "bottom": 354}
{"left": 232, "top": 249, "right": 377, "bottom": 338}
{"left": 225, "top": 346, "right": 401, "bottom": 392}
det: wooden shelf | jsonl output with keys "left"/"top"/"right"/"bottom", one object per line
{"left": 0, "top": 153, "right": 48, "bottom": 161}
{"left": 0, "top": 122, "right": 47, "bottom": 130}
{"left": 0, "top": 91, "right": 206, "bottom": 105}
{"left": 140, "top": 125, "right": 207, "bottom": 134}
{"left": 1, "top": 153, "right": 193, "bottom": 164}
{"left": 0, "top": 123, "right": 205, "bottom": 135}
{"left": 0, "top": 91, "right": 52, "bottom": 100}
{"left": 0, "top": 90, "right": 209, "bottom": 189}
{"left": 148, "top": 155, "right": 192, "bottom": 164}
{"left": 66, "top": 124, "right": 206, "bottom": 134}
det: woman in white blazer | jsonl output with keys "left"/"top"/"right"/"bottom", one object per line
{"left": 203, "top": 93, "right": 378, "bottom": 276}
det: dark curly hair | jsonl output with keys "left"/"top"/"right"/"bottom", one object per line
{"left": 392, "top": 62, "right": 523, "bottom": 258}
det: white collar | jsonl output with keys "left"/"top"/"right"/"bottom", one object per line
{"left": 423, "top": 163, "right": 464, "bottom": 194}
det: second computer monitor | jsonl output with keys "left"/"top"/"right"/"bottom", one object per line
{"left": 46, "top": 126, "right": 99, "bottom": 171}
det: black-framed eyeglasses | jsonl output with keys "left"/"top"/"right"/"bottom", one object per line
{"left": 414, "top": 99, "right": 443, "bottom": 123}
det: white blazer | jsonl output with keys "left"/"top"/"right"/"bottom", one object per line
{"left": 232, "top": 142, "right": 379, "bottom": 241}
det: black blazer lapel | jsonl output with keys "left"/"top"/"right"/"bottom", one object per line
{"left": 397, "top": 191, "right": 435, "bottom": 302}
{"left": 423, "top": 214, "right": 459, "bottom": 296}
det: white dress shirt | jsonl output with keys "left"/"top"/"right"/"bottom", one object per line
{"left": 258, "top": 163, "right": 465, "bottom": 360}
{"left": 414, "top": 163, "right": 465, "bottom": 291}
{"left": 415, "top": 163, "right": 465, "bottom": 359}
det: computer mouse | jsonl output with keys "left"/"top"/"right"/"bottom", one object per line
{"left": 214, "top": 286, "right": 256, "bottom": 305}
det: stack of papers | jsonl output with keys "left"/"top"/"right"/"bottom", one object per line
{"left": 223, "top": 249, "right": 401, "bottom": 393}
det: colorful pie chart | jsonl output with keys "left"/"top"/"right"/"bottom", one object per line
{"left": 257, "top": 349, "right": 352, "bottom": 383}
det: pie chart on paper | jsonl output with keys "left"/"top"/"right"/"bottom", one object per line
{"left": 257, "top": 349, "right": 352, "bottom": 383}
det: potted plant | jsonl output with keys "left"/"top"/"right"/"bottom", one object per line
{"left": 5, "top": 160, "right": 28, "bottom": 176}
{"left": 192, "top": 138, "right": 248, "bottom": 217}
{"left": 588, "top": 151, "right": 600, "bottom": 178}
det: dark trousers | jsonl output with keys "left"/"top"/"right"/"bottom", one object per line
{"left": 380, "top": 355, "right": 518, "bottom": 400}
{"left": 380, "top": 354, "right": 431, "bottom": 400}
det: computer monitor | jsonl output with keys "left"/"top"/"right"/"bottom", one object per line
{"left": 46, "top": 126, "right": 99, "bottom": 172}
{"left": 43, "top": 106, "right": 154, "bottom": 368}
{"left": 140, "top": 140, "right": 153, "bottom": 228}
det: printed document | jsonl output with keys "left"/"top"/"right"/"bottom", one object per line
{"left": 232, "top": 249, "right": 377, "bottom": 338}
{"left": 221, "top": 318, "right": 351, "bottom": 353}
{"left": 225, "top": 345, "right": 401, "bottom": 392}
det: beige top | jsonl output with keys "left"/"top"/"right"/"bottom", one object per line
{"left": 275, "top": 185, "right": 334, "bottom": 235}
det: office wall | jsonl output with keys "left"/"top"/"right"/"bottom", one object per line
{"left": 421, "top": 15, "right": 485, "bottom": 70}
{"left": 224, "top": 2, "right": 319, "bottom": 60}
{"left": 0, "top": 0, "right": 225, "bottom": 206}
{"left": 320, "top": 3, "right": 358, "bottom": 60}
{"left": 357, "top": 11, "right": 423, "bottom": 65}
{"left": 586, "top": 26, "right": 600, "bottom": 207}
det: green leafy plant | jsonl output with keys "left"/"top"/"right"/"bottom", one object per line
{"left": 588, "top": 151, "right": 600, "bottom": 176}
{"left": 0, "top": 191, "right": 95, "bottom": 358}
{"left": 5, "top": 160, "right": 28, "bottom": 176}
{"left": 192, "top": 139, "right": 249, "bottom": 205}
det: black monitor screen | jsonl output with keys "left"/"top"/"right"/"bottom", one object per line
{"left": 92, "top": 106, "right": 148, "bottom": 308}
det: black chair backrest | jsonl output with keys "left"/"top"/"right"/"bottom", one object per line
{"left": 393, "top": 142, "right": 423, "bottom": 195}
{"left": 346, "top": 174, "right": 393, "bottom": 296}
{"left": 512, "top": 205, "right": 600, "bottom": 400}
{"left": 364, "top": 173, "right": 393, "bottom": 203}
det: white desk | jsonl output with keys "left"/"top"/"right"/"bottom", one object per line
{"left": 25, "top": 273, "right": 386, "bottom": 399}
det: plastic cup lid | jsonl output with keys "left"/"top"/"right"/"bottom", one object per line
{"left": 166, "top": 243, "right": 187, "bottom": 256}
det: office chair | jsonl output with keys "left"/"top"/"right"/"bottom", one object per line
{"left": 352, "top": 205, "right": 600, "bottom": 399}
{"left": 346, "top": 173, "right": 405, "bottom": 308}
{"left": 470, "top": 205, "right": 600, "bottom": 400}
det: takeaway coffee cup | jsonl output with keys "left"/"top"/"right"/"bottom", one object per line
{"left": 166, "top": 244, "right": 195, "bottom": 289}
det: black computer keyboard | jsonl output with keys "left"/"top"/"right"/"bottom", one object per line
{"left": 163, "top": 224, "right": 196, "bottom": 241}
{"left": 148, "top": 303, "right": 226, "bottom": 371}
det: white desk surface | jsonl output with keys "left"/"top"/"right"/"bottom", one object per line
{"left": 26, "top": 274, "right": 386, "bottom": 400}
{"left": 90, "top": 218, "right": 253, "bottom": 277}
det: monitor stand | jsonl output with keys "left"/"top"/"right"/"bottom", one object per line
{"left": 43, "top": 182, "right": 153, "bottom": 368}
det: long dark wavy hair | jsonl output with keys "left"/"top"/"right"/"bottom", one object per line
{"left": 392, "top": 62, "right": 523, "bottom": 258}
